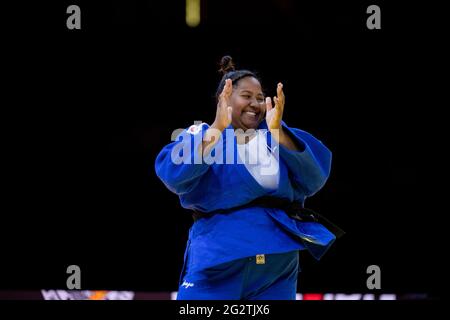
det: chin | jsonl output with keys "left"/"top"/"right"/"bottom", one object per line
{"left": 234, "top": 118, "right": 261, "bottom": 131}
{"left": 244, "top": 122, "right": 260, "bottom": 130}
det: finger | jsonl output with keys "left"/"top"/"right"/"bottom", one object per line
{"left": 277, "top": 83, "right": 285, "bottom": 112}
{"left": 220, "top": 79, "right": 230, "bottom": 97}
{"left": 277, "top": 82, "right": 283, "bottom": 96}
{"left": 273, "top": 96, "right": 283, "bottom": 122}
{"left": 219, "top": 79, "right": 232, "bottom": 109}
{"left": 227, "top": 106, "right": 232, "bottom": 122}
{"left": 265, "top": 97, "right": 273, "bottom": 112}
{"left": 223, "top": 79, "right": 232, "bottom": 96}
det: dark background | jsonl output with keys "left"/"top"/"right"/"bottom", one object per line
{"left": 1, "top": 0, "right": 444, "bottom": 297}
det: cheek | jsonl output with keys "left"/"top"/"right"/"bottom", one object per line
{"left": 231, "top": 100, "right": 246, "bottom": 115}
{"left": 232, "top": 108, "right": 243, "bottom": 120}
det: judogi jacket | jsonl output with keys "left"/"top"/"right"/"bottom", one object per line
{"left": 155, "top": 120, "right": 335, "bottom": 274}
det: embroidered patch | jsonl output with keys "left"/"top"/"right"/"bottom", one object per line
{"left": 187, "top": 124, "right": 203, "bottom": 135}
{"left": 256, "top": 254, "right": 265, "bottom": 264}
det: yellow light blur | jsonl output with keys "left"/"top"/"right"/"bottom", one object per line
{"left": 186, "top": 0, "right": 201, "bottom": 27}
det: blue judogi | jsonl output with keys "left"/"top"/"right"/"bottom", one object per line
{"left": 177, "top": 250, "right": 300, "bottom": 300}
{"left": 155, "top": 120, "right": 335, "bottom": 299}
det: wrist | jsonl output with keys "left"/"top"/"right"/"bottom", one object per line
{"left": 278, "top": 127, "right": 287, "bottom": 143}
{"left": 270, "top": 126, "right": 285, "bottom": 143}
{"left": 211, "top": 120, "right": 226, "bottom": 132}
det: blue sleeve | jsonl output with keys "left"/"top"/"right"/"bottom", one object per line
{"left": 278, "top": 122, "right": 332, "bottom": 196}
{"left": 155, "top": 123, "right": 213, "bottom": 195}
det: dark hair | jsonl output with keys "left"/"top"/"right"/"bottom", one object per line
{"left": 215, "top": 56, "right": 261, "bottom": 101}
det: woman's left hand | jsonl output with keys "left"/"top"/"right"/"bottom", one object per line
{"left": 266, "top": 82, "right": 285, "bottom": 134}
{"left": 265, "top": 83, "right": 299, "bottom": 150}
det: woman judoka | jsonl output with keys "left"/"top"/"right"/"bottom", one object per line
{"left": 155, "top": 56, "right": 338, "bottom": 300}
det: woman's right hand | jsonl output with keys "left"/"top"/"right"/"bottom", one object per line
{"left": 212, "top": 79, "right": 233, "bottom": 132}
{"left": 200, "top": 79, "right": 232, "bottom": 157}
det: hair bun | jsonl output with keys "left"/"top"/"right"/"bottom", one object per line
{"left": 219, "top": 55, "right": 235, "bottom": 75}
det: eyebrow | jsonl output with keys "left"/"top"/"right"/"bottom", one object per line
{"left": 240, "top": 89, "right": 264, "bottom": 96}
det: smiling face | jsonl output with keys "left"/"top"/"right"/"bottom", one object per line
{"left": 229, "top": 76, "right": 266, "bottom": 130}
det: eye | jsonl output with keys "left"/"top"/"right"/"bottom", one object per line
{"left": 241, "top": 95, "right": 251, "bottom": 99}
{"left": 257, "top": 97, "right": 265, "bottom": 103}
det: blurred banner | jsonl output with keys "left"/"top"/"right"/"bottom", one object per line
{"left": 0, "top": 290, "right": 431, "bottom": 300}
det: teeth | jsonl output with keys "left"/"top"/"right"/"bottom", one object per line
{"left": 245, "top": 111, "right": 256, "bottom": 116}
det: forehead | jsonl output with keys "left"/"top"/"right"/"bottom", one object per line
{"left": 236, "top": 77, "right": 262, "bottom": 92}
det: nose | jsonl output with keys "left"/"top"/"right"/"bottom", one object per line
{"left": 249, "top": 97, "right": 260, "bottom": 108}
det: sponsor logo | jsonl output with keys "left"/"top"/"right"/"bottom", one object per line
{"left": 181, "top": 280, "right": 195, "bottom": 289}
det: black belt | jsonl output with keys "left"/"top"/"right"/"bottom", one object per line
{"left": 192, "top": 196, "right": 345, "bottom": 239}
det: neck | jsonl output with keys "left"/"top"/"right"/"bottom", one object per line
{"left": 235, "top": 129, "right": 258, "bottom": 145}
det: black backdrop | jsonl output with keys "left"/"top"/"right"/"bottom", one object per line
{"left": 1, "top": 0, "right": 443, "bottom": 297}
